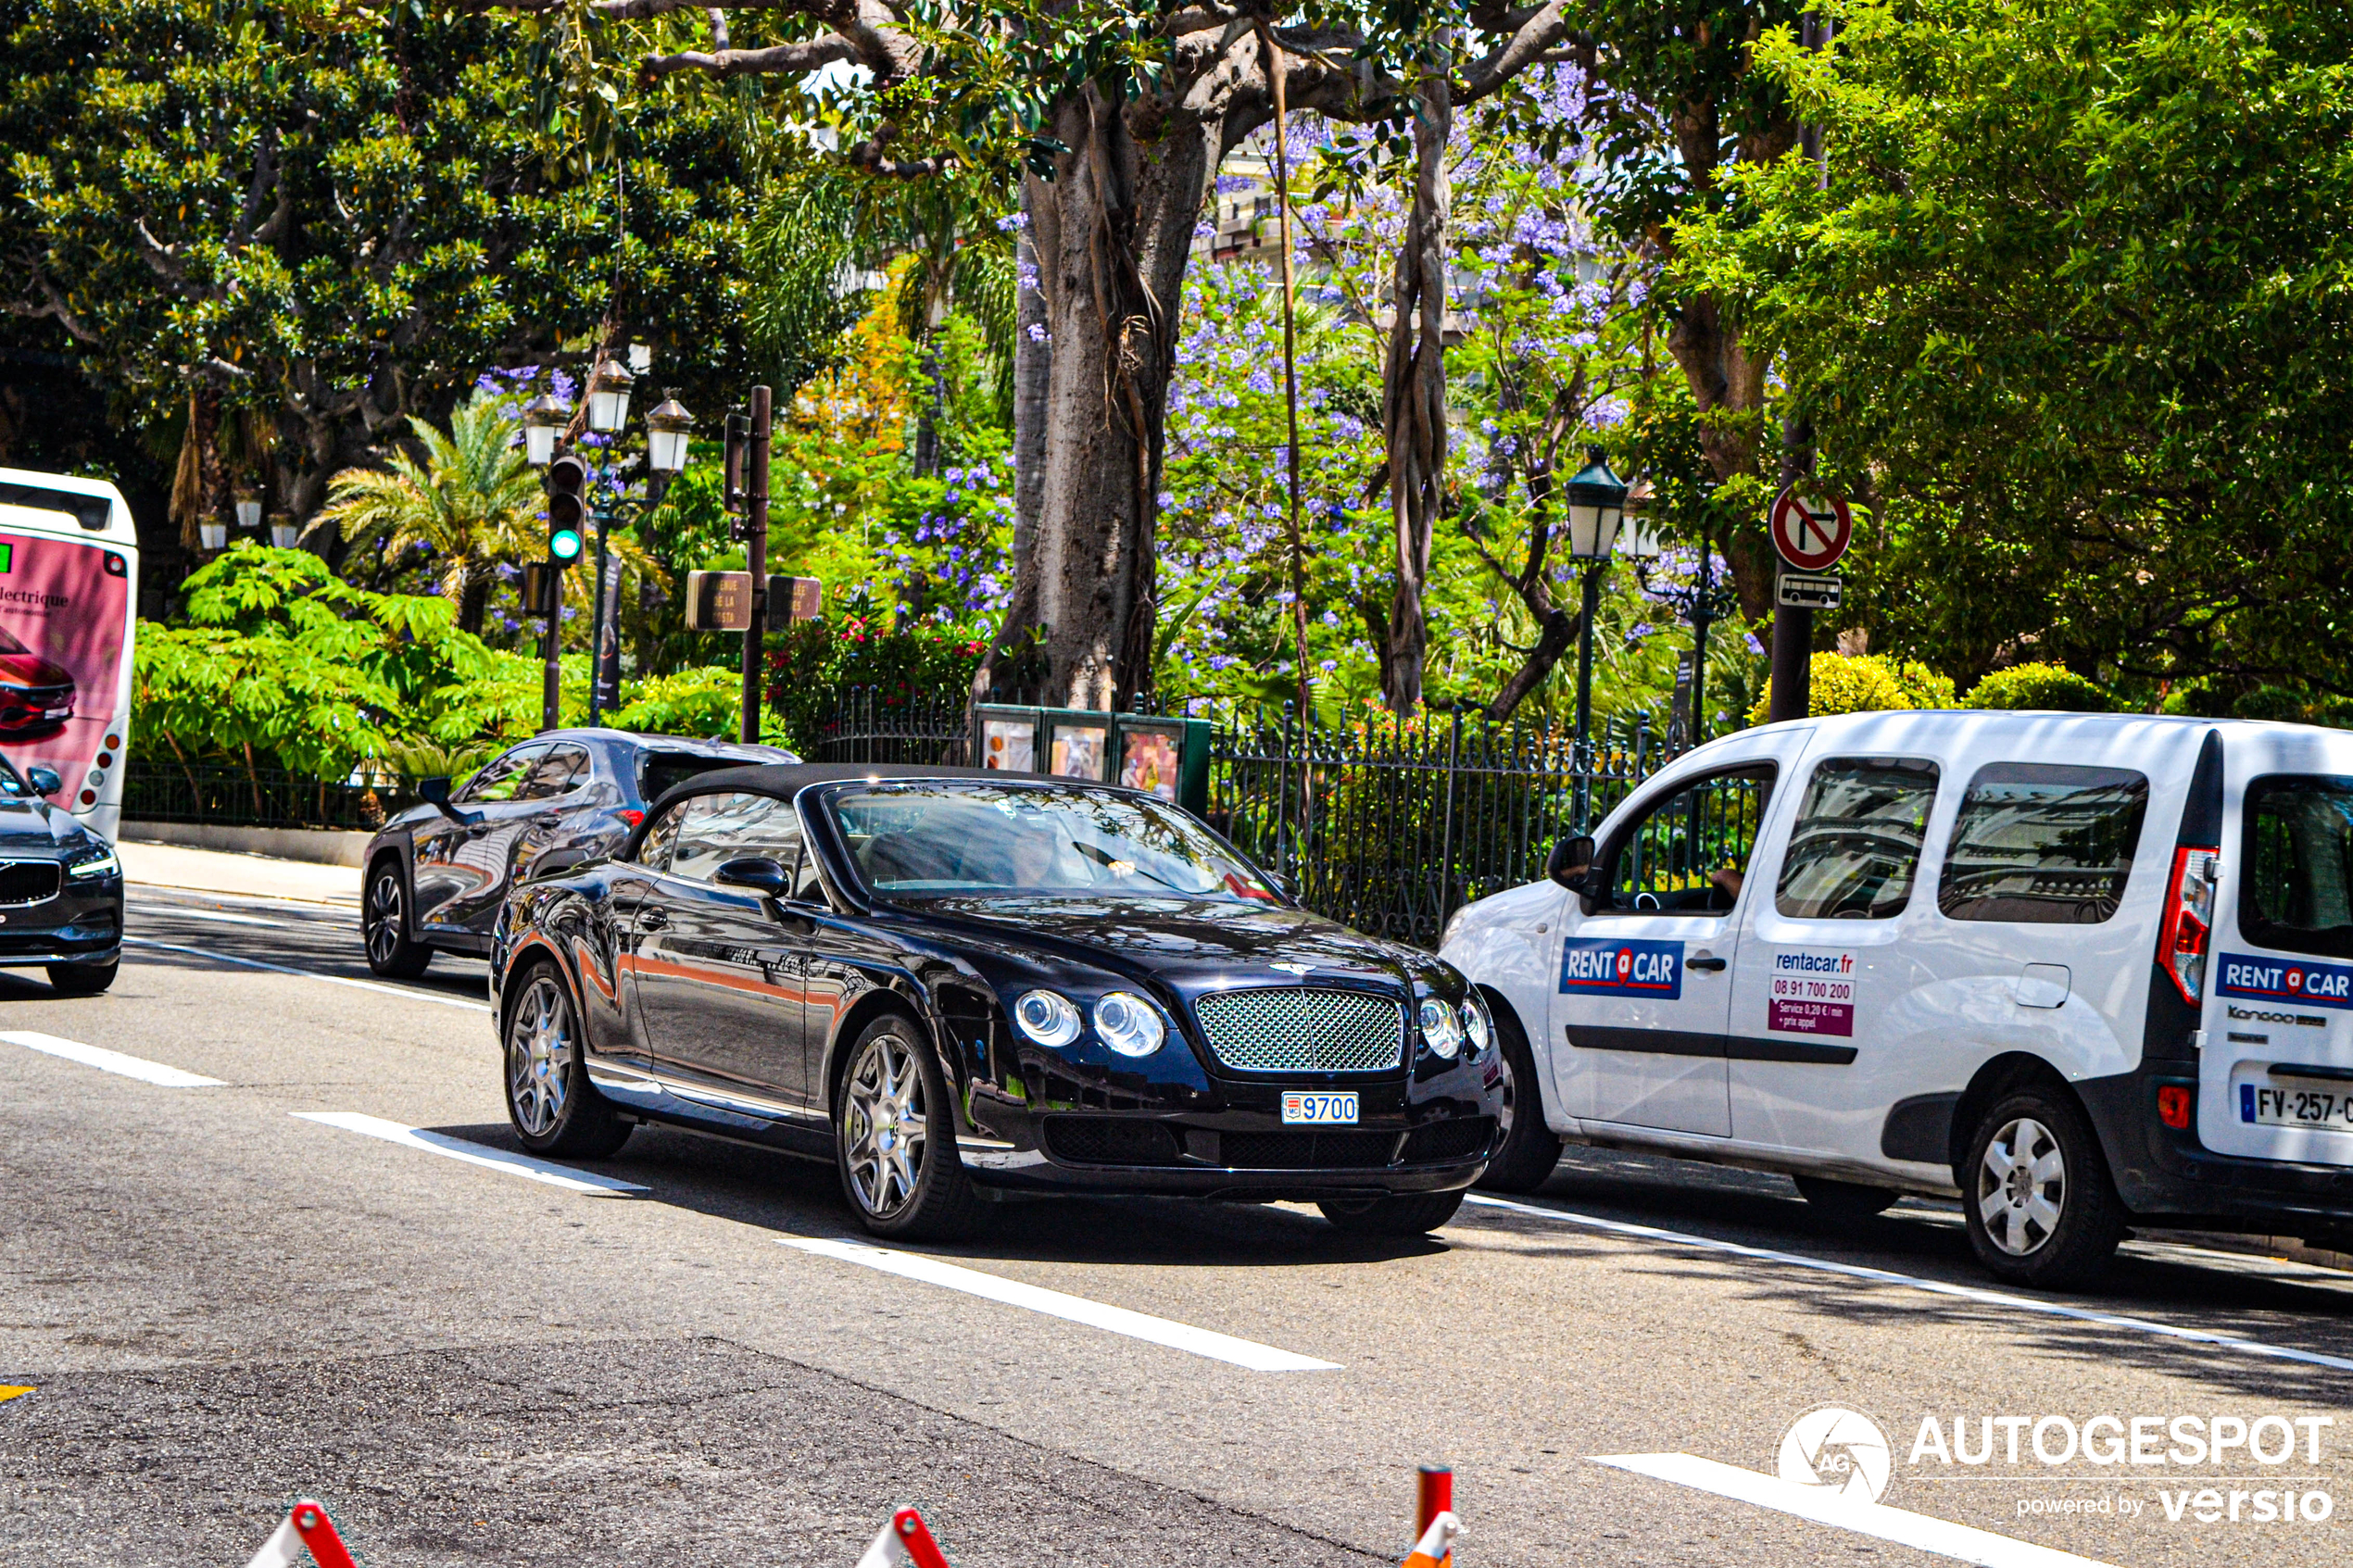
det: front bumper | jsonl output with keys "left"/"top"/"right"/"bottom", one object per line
{"left": 957, "top": 1053, "right": 1504, "bottom": 1200}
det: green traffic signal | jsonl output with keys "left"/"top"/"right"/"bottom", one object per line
{"left": 545, "top": 453, "right": 590, "bottom": 569}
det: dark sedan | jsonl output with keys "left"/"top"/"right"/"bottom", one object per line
{"left": 362, "top": 729, "right": 795, "bottom": 978}
{"left": 0, "top": 754, "right": 120, "bottom": 993}
{"left": 488, "top": 763, "right": 1504, "bottom": 1240}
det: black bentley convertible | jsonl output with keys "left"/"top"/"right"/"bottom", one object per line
{"left": 489, "top": 763, "right": 1504, "bottom": 1240}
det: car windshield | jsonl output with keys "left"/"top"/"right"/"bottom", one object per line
{"left": 825, "top": 782, "right": 1278, "bottom": 903}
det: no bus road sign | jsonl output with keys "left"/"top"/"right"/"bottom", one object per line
{"left": 1769, "top": 487, "right": 1853, "bottom": 572}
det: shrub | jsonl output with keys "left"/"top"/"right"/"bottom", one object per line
{"left": 1885, "top": 659, "right": 1957, "bottom": 711}
{"left": 1747, "top": 652, "right": 1916, "bottom": 725}
{"left": 1964, "top": 662, "right": 2112, "bottom": 712}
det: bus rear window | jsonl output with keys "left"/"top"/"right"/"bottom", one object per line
{"left": 2243, "top": 775, "right": 2353, "bottom": 960}
{"left": 1938, "top": 763, "right": 2149, "bottom": 924}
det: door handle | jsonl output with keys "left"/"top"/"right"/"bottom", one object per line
{"left": 635, "top": 908, "right": 670, "bottom": 932}
{"left": 1687, "top": 954, "right": 1728, "bottom": 972}
{"left": 532, "top": 811, "right": 563, "bottom": 827}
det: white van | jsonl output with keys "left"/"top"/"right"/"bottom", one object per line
{"left": 1441, "top": 710, "right": 2353, "bottom": 1287}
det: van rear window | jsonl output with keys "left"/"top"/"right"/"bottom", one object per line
{"left": 1938, "top": 763, "right": 2148, "bottom": 924}
{"left": 2242, "top": 775, "right": 2353, "bottom": 960}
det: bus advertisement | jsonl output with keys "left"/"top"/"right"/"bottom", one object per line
{"left": 0, "top": 468, "right": 141, "bottom": 842}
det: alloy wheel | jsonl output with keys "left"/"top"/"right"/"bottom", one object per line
{"left": 366, "top": 872, "right": 403, "bottom": 967}
{"left": 844, "top": 1032, "right": 927, "bottom": 1219}
{"left": 1977, "top": 1116, "right": 2066, "bottom": 1256}
{"left": 1494, "top": 1046, "right": 1518, "bottom": 1148}
{"left": 508, "top": 975, "right": 573, "bottom": 1138}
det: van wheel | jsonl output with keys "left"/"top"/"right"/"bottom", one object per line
{"left": 1963, "top": 1086, "right": 2124, "bottom": 1289}
{"left": 1793, "top": 1176, "right": 1900, "bottom": 1220}
{"left": 1476, "top": 1003, "right": 1563, "bottom": 1193}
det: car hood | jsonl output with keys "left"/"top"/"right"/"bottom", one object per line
{"left": 0, "top": 796, "right": 98, "bottom": 852}
{"left": 903, "top": 895, "right": 1456, "bottom": 997}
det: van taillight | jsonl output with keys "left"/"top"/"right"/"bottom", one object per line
{"left": 2158, "top": 1085, "right": 2194, "bottom": 1129}
{"left": 2158, "top": 846, "right": 2221, "bottom": 1004}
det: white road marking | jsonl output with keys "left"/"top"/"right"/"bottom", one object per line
{"left": 1466, "top": 1192, "right": 2353, "bottom": 1374}
{"left": 0, "top": 1030, "right": 225, "bottom": 1088}
{"left": 781, "top": 1236, "right": 1341, "bottom": 1373}
{"left": 1593, "top": 1453, "right": 2120, "bottom": 1568}
{"left": 126, "top": 937, "right": 493, "bottom": 1012}
{"left": 291, "top": 1112, "right": 646, "bottom": 1196}
{"left": 132, "top": 904, "right": 286, "bottom": 929}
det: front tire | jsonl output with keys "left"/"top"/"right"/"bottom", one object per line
{"left": 503, "top": 964, "right": 631, "bottom": 1158}
{"left": 1962, "top": 1086, "right": 2124, "bottom": 1289}
{"left": 1318, "top": 1189, "right": 1466, "bottom": 1236}
{"left": 363, "top": 859, "right": 433, "bottom": 979}
{"left": 1476, "top": 1000, "right": 1563, "bottom": 1192}
{"left": 835, "top": 1014, "right": 978, "bottom": 1242}
{"left": 46, "top": 960, "right": 117, "bottom": 996}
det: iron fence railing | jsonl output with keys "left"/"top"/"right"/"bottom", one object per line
{"left": 124, "top": 759, "right": 413, "bottom": 833}
{"left": 799, "top": 686, "right": 971, "bottom": 767}
{"left": 799, "top": 684, "right": 1682, "bottom": 947}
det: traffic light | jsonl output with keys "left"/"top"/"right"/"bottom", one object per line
{"left": 544, "top": 453, "right": 589, "bottom": 565}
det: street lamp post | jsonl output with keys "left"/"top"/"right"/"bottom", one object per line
{"left": 582, "top": 391, "right": 694, "bottom": 725}
{"left": 1564, "top": 448, "right": 1631, "bottom": 831}
{"left": 522, "top": 363, "right": 688, "bottom": 730}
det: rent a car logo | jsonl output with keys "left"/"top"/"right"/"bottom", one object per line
{"left": 2218, "top": 953, "right": 2353, "bottom": 1010}
{"left": 1559, "top": 937, "right": 1682, "bottom": 1000}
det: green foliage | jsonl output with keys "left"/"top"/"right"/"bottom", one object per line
{"left": 136, "top": 545, "right": 528, "bottom": 773}
{"left": 1964, "top": 662, "right": 2115, "bottom": 713}
{"left": 318, "top": 391, "right": 545, "bottom": 632}
{"left": 1677, "top": 0, "right": 2353, "bottom": 695}
{"left": 2, "top": 0, "right": 760, "bottom": 501}
{"left": 767, "top": 595, "right": 990, "bottom": 751}
{"left": 1749, "top": 652, "right": 1949, "bottom": 724}
{"left": 610, "top": 665, "right": 775, "bottom": 743}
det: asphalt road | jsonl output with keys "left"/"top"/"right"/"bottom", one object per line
{"left": 4, "top": 888, "right": 2350, "bottom": 1568}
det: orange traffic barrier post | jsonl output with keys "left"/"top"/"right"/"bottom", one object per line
{"left": 1402, "top": 1510, "right": 1461, "bottom": 1568}
{"left": 1414, "top": 1465, "right": 1455, "bottom": 1568}
{"left": 854, "top": 1505, "right": 954, "bottom": 1568}
{"left": 244, "top": 1499, "right": 361, "bottom": 1568}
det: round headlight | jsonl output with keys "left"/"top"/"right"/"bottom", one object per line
{"left": 1461, "top": 997, "right": 1491, "bottom": 1056}
{"left": 1418, "top": 997, "right": 1463, "bottom": 1060}
{"left": 1093, "top": 991, "right": 1165, "bottom": 1058}
{"left": 1013, "top": 989, "right": 1081, "bottom": 1047}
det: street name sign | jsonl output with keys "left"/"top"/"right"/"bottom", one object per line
{"left": 686, "top": 571, "right": 824, "bottom": 632}
{"left": 1768, "top": 488, "right": 1853, "bottom": 572}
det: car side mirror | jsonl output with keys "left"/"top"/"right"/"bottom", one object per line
{"left": 1546, "top": 834, "right": 1595, "bottom": 890}
{"left": 25, "top": 766, "right": 61, "bottom": 797}
{"left": 418, "top": 775, "right": 483, "bottom": 826}
{"left": 715, "top": 856, "right": 792, "bottom": 897}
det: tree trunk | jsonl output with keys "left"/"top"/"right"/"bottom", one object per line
{"left": 981, "top": 87, "right": 1214, "bottom": 710}
{"left": 457, "top": 567, "right": 489, "bottom": 637}
{"left": 1379, "top": 42, "right": 1452, "bottom": 713}
{"left": 1011, "top": 180, "right": 1049, "bottom": 602}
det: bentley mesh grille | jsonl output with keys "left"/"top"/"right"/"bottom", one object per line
{"left": 1192, "top": 987, "right": 1404, "bottom": 1073}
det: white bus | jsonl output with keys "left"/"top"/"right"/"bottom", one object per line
{"left": 0, "top": 468, "right": 141, "bottom": 840}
